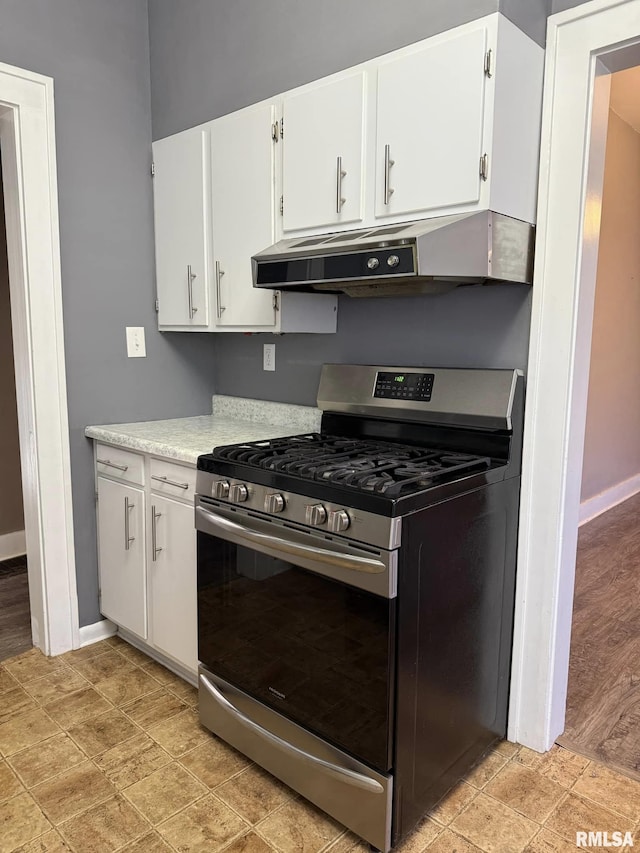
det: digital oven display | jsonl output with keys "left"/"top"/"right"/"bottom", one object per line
{"left": 374, "top": 371, "right": 434, "bottom": 402}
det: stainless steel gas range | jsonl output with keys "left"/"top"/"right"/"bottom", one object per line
{"left": 195, "top": 364, "right": 524, "bottom": 851}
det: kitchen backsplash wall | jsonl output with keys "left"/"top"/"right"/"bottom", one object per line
{"left": 0, "top": 0, "right": 218, "bottom": 627}
{"left": 213, "top": 288, "right": 533, "bottom": 405}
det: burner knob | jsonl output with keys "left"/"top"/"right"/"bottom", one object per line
{"left": 213, "top": 480, "right": 230, "bottom": 499}
{"left": 229, "top": 483, "right": 249, "bottom": 503}
{"left": 305, "top": 504, "right": 327, "bottom": 526}
{"left": 264, "top": 493, "right": 285, "bottom": 513}
{"left": 328, "top": 509, "right": 350, "bottom": 533}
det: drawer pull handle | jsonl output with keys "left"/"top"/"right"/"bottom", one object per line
{"left": 97, "top": 458, "right": 129, "bottom": 472}
{"left": 151, "top": 474, "right": 189, "bottom": 490}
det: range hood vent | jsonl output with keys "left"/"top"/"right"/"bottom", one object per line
{"left": 252, "top": 211, "right": 535, "bottom": 297}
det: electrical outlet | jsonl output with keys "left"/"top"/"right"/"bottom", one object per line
{"left": 126, "top": 326, "right": 146, "bottom": 358}
{"left": 263, "top": 343, "right": 276, "bottom": 371}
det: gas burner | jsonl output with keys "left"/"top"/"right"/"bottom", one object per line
{"left": 213, "top": 434, "right": 491, "bottom": 499}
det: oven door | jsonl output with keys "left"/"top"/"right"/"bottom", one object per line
{"left": 196, "top": 497, "right": 396, "bottom": 772}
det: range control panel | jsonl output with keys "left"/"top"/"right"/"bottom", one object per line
{"left": 374, "top": 371, "right": 435, "bottom": 402}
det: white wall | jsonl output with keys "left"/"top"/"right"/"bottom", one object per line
{"left": 581, "top": 108, "right": 640, "bottom": 503}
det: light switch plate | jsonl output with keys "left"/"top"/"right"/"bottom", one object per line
{"left": 126, "top": 326, "right": 146, "bottom": 358}
{"left": 263, "top": 343, "right": 275, "bottom": 371}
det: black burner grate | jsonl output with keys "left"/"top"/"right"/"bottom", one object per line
{"left": 214, "top": 434, "right": 491, "bottom": 498}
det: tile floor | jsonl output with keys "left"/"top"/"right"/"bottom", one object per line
{"left": 1, "top": 638, "right": 640, "bottom": 853}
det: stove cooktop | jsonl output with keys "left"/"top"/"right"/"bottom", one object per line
{"left": 210, "top": 433, "right": 491, "bottom": 497}
{"left": 197, "top": 432, "right": 508, "bottom": 516}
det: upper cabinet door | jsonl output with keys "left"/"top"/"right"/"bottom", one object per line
{"left": 375, "top": 27, "right": 487, "bottom": 220}
{"left": 211, "top": 103, "right": 277, "bottom": 327}
{"left": 153, "top": 129, "right": 210, "bottom": 327}
{"left": 282, "top": 72, "right": 366, "bottom": 232}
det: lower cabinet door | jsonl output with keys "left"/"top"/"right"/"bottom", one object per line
{"left": 148, "top": 495, "right": 197, "bottom": 673}
{"left": 97, "top": 477, "right": 147, "bottom": 639}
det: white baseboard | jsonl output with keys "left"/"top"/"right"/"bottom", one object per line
{"left": 0, "top": 530, "right": 26, "bottom": 561}
{"left": 579, "top": 473, "right": 640, "bottom": 525}
{"left": 78, "top": 618, "right": 117, "bottom": 647}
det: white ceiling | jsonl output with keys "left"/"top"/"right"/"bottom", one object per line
{"left": 610, "top": 66, "right": 640, "bottom": 134}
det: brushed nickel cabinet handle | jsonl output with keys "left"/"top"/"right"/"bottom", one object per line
{"left": 215, "top": 261, "right": 226, "bottom": 319}
{"left": 151, "top": 505, "right": 162, "bottom": 561}
{"left": 97, "top": 458, "right": 128, "bottom": 472}
{"left": 384, "top": 144, "right": 395, "bottom": 205}
{"left": 151, "top": 474, "right": 189, "bottom": 490}
{"left": 187, "top": 264, "right": 198, "bottom": 318}
{"left": 124, "top": 496, "right": 135, "bottom": 551}
{"left": 336, "top": 156, "right": 347, "bottom": 213}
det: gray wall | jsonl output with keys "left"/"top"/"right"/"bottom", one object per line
{"left": 0, "top": 0, "right": 217, "bottom": 626}
{"left": 212, "top": 288, "right": 533, "bottom": 405}
{"left": 147, "top": 0, "right": 543, "bottom": 408}
{"left": 551, "top": 0, "right": 591, "bottom": 12}
{"left": 149, "top": 0, "right": 550, "bottom": 141}
{"left": 0, "top": 174, "right": 24, "bottom": 538}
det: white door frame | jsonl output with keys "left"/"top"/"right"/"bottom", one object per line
{"left": 509, "top": 0, "right": 640, "bottom": 752}
{"left": 0, "top": 62, "right": 79, "bottom": 655}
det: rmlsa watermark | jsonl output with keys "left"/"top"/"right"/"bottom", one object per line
{"left": 576, "top": 831, "right": 634, "bottom": 848}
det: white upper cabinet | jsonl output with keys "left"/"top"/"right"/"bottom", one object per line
{"left": 275, "top": 13, "right": 543, "bottom": 235}
{"left": 211, "top": 103, "right": 278, "bottom": 328}
{"left": 151, "top": 12, "right": 542, "bottom": 327}
{"left": 153, "top": 113, "right": 337, "bottom": 333}
{"left": 153, "top": 129, "right": 210, "bottom": 328}
{"left": 282, "top": 72, "right": 367, "bottom": 232}
{"left": 374, "top": 27, "right": 487, "bottom": 220}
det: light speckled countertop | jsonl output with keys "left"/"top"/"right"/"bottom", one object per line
{"left": 85, "top": 396, "right": 321, "bottom": 465}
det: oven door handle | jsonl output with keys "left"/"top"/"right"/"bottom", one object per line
{"left": 200, "top": 673, "right": 384, "bottom": 794}
{"left": 196, "top": 505, "right": 386, "bottom": 575}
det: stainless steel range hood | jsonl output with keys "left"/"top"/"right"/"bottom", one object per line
{"left": 252, "top": 211, "right": 534, "bottom": 297}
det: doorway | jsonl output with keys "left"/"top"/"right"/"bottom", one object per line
{"left": 0, "top": 163, "right": 31, "bottom": 660}
{"left": 509, "top": 0, "right": 640, "bottom": 754}
{"left": 0, "top": 61, "right": 79, "bottom": 657}
{"left": 555, "top": 69, "right": 640, "bottom": 777}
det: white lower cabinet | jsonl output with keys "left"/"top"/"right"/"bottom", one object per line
{"left": 97, "top": 476, "right": 147, "bottom": 640}
{"left": 148, "top": 494, "right": 197, "bottom": 672}
{"left": 96, "top": 446, "right": 197, "bottom": 677}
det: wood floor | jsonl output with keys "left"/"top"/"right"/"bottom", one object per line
{"left": 0, "top": 555, "right": 32, "bottom": 663}
{"left": 558, "top": 492, "right": 640, "bottom": 779}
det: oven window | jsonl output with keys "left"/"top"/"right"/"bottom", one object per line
{"left": 197, "top": 531, "right": 395, "bottom": 772}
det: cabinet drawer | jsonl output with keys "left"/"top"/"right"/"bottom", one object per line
{"left": 96, "top": 444, "right": 145, "bottom": 486}
{"left": 149, "top": 458, "right": 196, "bottom": 502}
